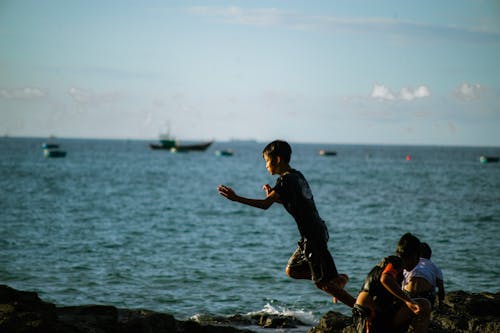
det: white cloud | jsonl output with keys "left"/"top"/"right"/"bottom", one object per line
{"left": 67, "top": 87, "right": 122, "bottom": 105}
{"left": 187, "top": 6, "right": 500, "bottom": 41}
{"left": 371, "top": 84, "right": 431, "bottom": 101}
{"left": 188, "top": 6, "right": 286, "bottom": 27}
{"left": 371, "top": 84, "right": 395, "bottom": 100}
{"left": 454, "top": 82, "right": 483, "bottom": 101}
{"left": 0, "top": 87, "right": 46, "bottom": 100}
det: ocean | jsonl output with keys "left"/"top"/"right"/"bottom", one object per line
{"left": 1, "top": 137, "right": 499, "bottom": 329}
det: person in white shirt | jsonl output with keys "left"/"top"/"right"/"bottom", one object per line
{"left": 403, "top": 242, "right": 445, "bottom": 307}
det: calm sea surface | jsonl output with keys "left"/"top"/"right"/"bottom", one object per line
{"left": 1, "top": 138, "right": 499, "bottom": 326}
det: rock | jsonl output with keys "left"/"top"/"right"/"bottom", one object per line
{"left": 0, "top": 285, "right": 253, "bottom": 333}
{"left": 250, "top": 313, "right": 303, "bottom": 328}
{"left": 309, "top": 290, "right": 500, "bottom": 333}
{"left": 57, "top": 305, "right": 118, "bottom": 332}
{"left": 0, "top": 284, "right": 57, "bottom": 332}
{"left": 308, "top": 311, "right": 352, "bottom": 333}
{"left": 429, "top": 291, "right": 500, "bottom": 333}
{"left": 117, "top": 309, "right": 177, "bottom": 333}
{"left": 1, "top": 285, "right": 498, "bottom": 333}
{"left": 192, "top": 311, "right": 305, "bottom": 329}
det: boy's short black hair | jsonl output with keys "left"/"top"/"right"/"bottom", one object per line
{"left": 396, "top": 233, "right": 421, "bottom": 260}
{"left": 262, "top": 140, "right": 292, "bottom": 163}
{"left": 420, "top": 242, "right": 432, "bottom": 259}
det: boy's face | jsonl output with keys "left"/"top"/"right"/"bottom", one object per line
{"left": 263, "top": 153, "right": 279, "bottom": 175}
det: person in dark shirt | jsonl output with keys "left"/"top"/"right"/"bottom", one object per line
{"left": 218, "top": 140, "right": 355, "bottom": 307}
{"left": 353, "top": 233, "right": 431, "bottom": 333}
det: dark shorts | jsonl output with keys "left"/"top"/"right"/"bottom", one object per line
{"left": 352, "top": 304, "right": 371, "bottom": 333}
{"left": 287, "top": 239, "right": 339, "bottom": 284}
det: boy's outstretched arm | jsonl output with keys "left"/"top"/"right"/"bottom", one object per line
{"left": 217, "top": 184, "right": 280, "bottom": 210}
{"left": 380, "top": 268, "right": 421, "bottom": 315}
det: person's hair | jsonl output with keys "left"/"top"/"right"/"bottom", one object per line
{"left": 420, "top": 242, "right": 432, "bottom": 259}
{"left": 396, "top": 233, "right": 421, "bottom": 260}
{"left": 262, "top": 140, "right": 292, "bottom": 163}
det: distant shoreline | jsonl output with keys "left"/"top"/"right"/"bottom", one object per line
{"left": 2, "top": 135, "right": 500, "bottom": 149}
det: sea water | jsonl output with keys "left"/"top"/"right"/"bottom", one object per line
{"left": 1, "top": 138, "right": 499, "bottom": 327}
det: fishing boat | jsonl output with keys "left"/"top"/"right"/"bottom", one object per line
{"left": 43, "top": 148, "right": 66, "bottom": 158}
{"left": 41, "top": 143, "right": 60, "bottom": 149}
{"left": 149, "top": 140, "right": 214, "bottom": 152}
{"left": 169, "top": 141, "right": 214, "bottom": 152}
{"left": 149, "top": 126, "right": 213, "bottom": 152}
{"left": 319, "top": 149, "right": 337, "bottom": 156}
{"left": 215, "top": 149, "right": 234, "bottom": 156}
{"left": 42, "top": 141, "right": 66, "bottom": 158}
{"left": 479, "top": 156, "right": 499, "bottom": 164}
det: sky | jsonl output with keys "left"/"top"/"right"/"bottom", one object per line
{"left": 1, "top": 0, "right": 500, "bottom": 146}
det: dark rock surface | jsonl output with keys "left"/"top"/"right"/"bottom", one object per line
{"left": 1, "top": 285, "right": 498, "bottom": 332}
{"left": 309, "top": 291, "right": 500, "bottom": 333}
{"left": 0, "top": 285, "right": 253, "bottom": 333}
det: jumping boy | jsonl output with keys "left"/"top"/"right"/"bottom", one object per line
{"left": 217, "top": 140, "right": 355, "bottom": 307}
{"left": 353, "top": 233, "right": 431, "bottom": 333}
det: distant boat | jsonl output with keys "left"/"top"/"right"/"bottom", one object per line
{"left": 215, "top": 149, "right": 234, "bottom": 156}
{"left": 319, "top": 149, "right": 337, "bottom": 156}
{"left": 150, "top": 127, "right": 214, "bottom": 152}
{"left": 41, "top": 143, "right": 59, "bottom": 149}
{"left": 43, "top": 148, "right": 66, "bottom": 158}
{"left": 150, "top": 140, "right": 214, "bottom": 152}
{"left": 42, "top": 141, "right": 66, "bottom": 158}
{"left": 479, "top": 156, "right": 499, "bottom": 164}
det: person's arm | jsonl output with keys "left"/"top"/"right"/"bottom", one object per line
{"left": 380, "top": 264, "right": 421, "bottom": 314}
{"left": 217, "top": 184, "right": 280, "bottom": 210}
{"left": 263, "top": 184, "right": 282, "bottom": 204}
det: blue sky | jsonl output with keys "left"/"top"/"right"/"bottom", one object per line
{"left": 1, "top": 0, "right": 500, "bottom": 146}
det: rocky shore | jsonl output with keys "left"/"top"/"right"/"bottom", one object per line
{"left": 1, "top": 284, "right": 498, "bottom": 332}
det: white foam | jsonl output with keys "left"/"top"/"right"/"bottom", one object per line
{"left": 246, "top": 303, "right": 317, "bottom": 325}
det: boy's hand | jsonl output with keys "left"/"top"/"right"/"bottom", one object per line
{"left": 218, "top": 185, "right": 237, "bottom": 201}
{"left": 262, "top": 184, "right": 272, "bottom": 196}
{"left": 405, "top": 300, "right": 421, "bottom": 315}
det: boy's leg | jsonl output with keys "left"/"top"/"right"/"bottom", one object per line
{"left": 309, "top": 244, "right": 356, "bottom": 307}
{"left": 286, "top": 243, "right": 312, "bottom": 280}
{"left": 317, "top": 277, "right": 356, "bottom": 308}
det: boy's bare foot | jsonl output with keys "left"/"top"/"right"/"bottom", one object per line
{"left": 332, "top": 274, "right": 349, "bottom": 303}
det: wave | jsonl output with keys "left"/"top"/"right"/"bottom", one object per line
{"left": 189, "top": 302, "right": 317, "bottom": 330}
{"left": 246, "top": 302, "right": 317, "bottom": 325}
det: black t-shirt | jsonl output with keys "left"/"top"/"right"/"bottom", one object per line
{"left": 361, "top": 255, "right": 404, "bottom": 313}
{"left": 273, "top": 169, "right": 328, "bottom": 242}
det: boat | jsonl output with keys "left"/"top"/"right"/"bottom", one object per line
{"left": 319, "top": 149, "right": 337, "bottom": 156}
{"left": 41, "top": 143, "right": 59, "bottom": 149}
{"left": 149, "top": 140, "right": 214, "bottom": 152}
{"left": 42, "top": 140, "right": 66, "bottom": 158}
{"left": 215, "top": 149, "right": 234, "bottom": 156}
{"left": 479, "top": 156, "right": 499, "bottom": 164}
{"left": 150, "top": 125, "right": 214, "bottom": 152}
{"left": 43, "top": 148, "right": 66, "bottom": 158}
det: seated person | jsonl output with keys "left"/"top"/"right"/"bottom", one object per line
{"left": 403, "top": 242, "right": 445, "bottom": 307}
{"left": 353, "top": 233, "right": 431, "bottom": 333}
